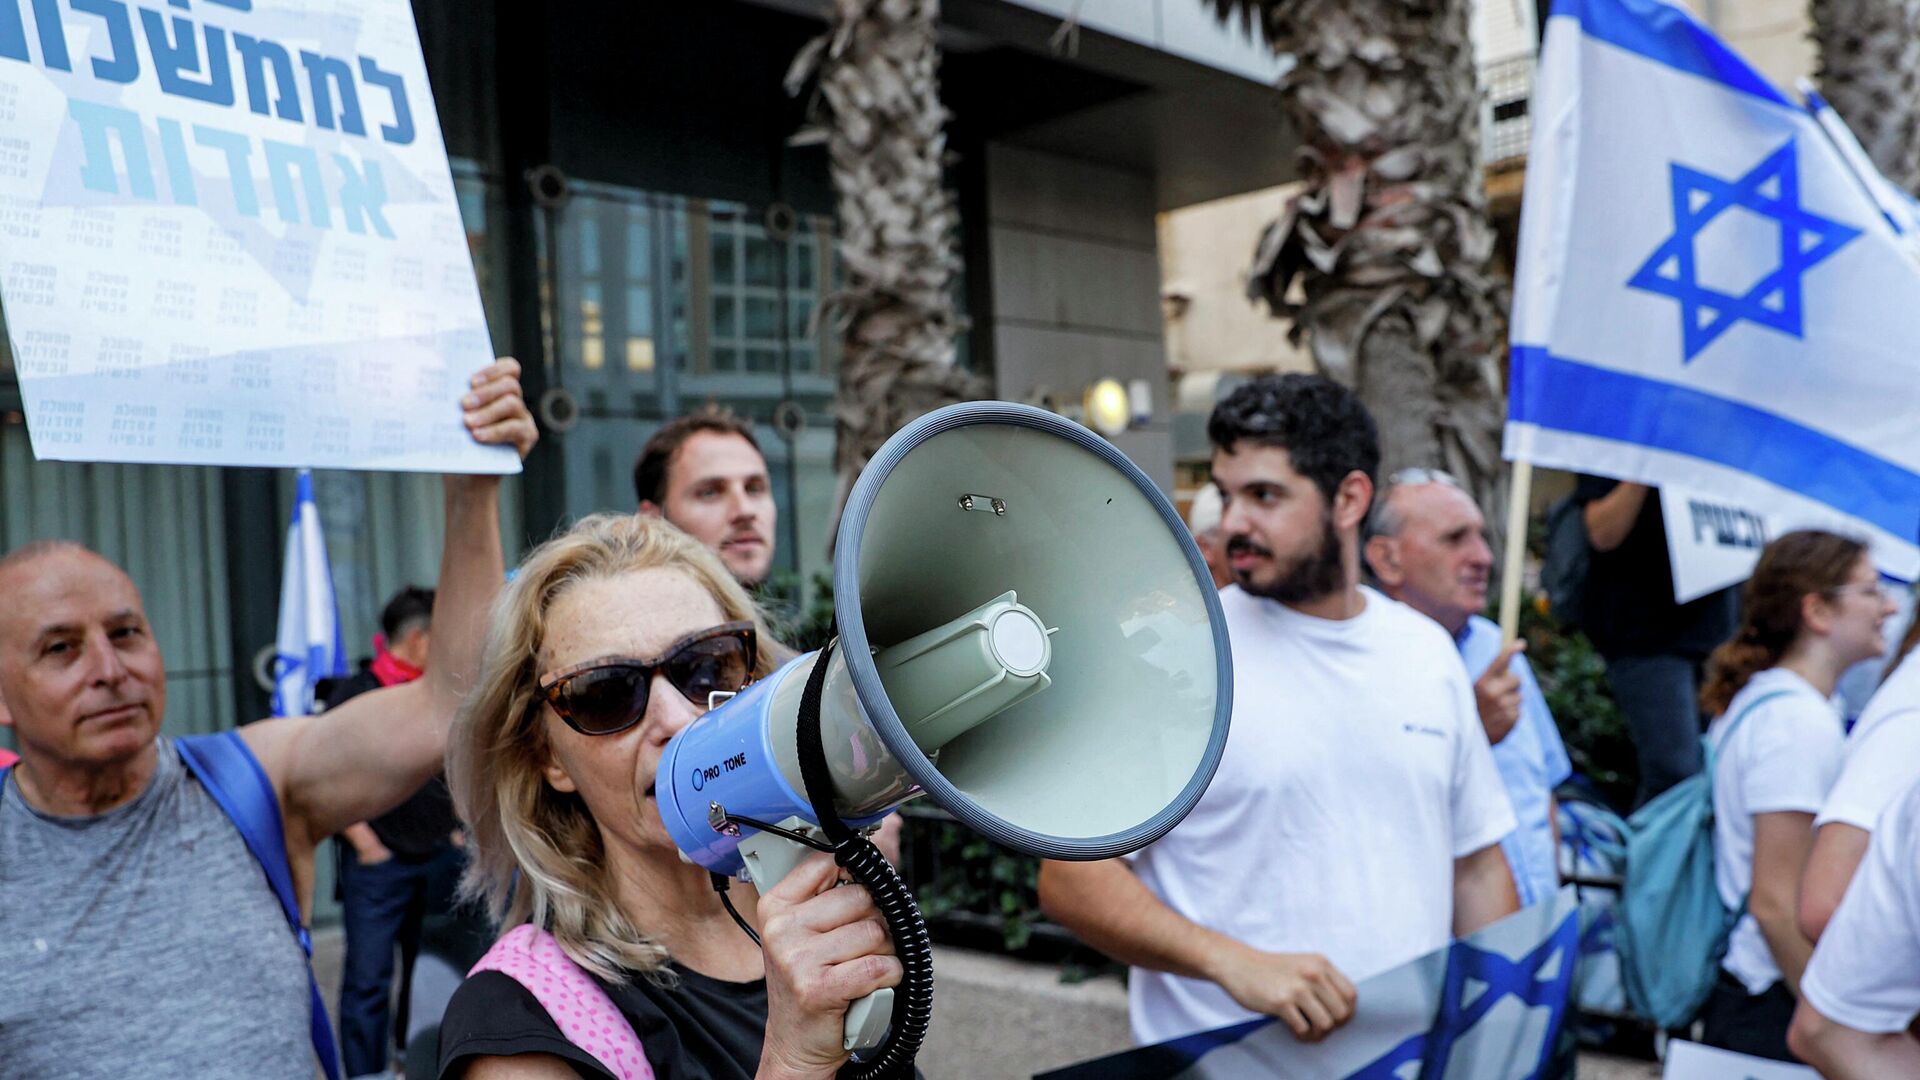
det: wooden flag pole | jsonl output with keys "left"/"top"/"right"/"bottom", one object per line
{"left": 1498, "top": 459, "right": 1535, "bottom": 644}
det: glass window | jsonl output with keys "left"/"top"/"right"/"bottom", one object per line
{"left": 580, "top": 216, "right": 602, "bottom": 276}
{"left": 744, "top": 234, "right": 778, "bottom": 287}
{"left": 451, "top": 161, "right": 513, "bottom": 354}
{"left": 792, "top": 239, "right": 816, "bottom": 290}
{"left": 627, "top": 285, "right": 654, "bottom": 337}
{"left": 627, "top": 218, "right": 652, "bottom": 279}
{"left": 744, "top": 297, "right": 780, "bottom": 340}
{"left": 580, "top": 283, "right": 605, "bottom": 370}
{"left": 531, "top": 181, "right": 932, "bottom": 607}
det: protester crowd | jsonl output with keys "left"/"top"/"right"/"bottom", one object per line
{"left": 1, "top": 365, "right": 1916, "bottom": 1080}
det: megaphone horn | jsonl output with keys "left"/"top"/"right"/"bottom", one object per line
{"left": 657, "top": 401, "right": 1234, "bottom": 1074}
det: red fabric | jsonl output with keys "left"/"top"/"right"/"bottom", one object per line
{"left": 369, "top": 634, "right": 423, "bottom": 688}
{"left": 0, "top": 749, "right": 17, "bottom": 769}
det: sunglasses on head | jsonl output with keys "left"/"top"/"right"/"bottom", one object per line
{"left": 536, "top": 621, "right": 757, "bottom": 736}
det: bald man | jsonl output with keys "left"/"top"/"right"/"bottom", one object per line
{"left": 0, "top": 359, "right": 536, "bottom": 1080}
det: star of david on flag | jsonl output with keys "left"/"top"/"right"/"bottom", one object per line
{"left": 1627, "top": 140, "right": 1861, "bottom": 361}
{"left": 1035, "top": 892, "right": 1581, "bottom": 1080}
{"left": 1506, "top": 0, "right": 1920, "bottom": 584}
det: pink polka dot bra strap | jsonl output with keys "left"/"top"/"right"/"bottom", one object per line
{"left": 470, "top": 924, "right": 655, "bottom": 1080}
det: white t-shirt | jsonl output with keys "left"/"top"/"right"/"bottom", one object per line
{"left": 1125, "top": 585, "right": 1517, "bottom": 1044}
{"left": 1708, "top": 668, "right": 1847, "bottom": 994}
{"left": 1801, "top": 777, "right": 1920, "bottom": 1033}
{"left": 1818, "top": 652, "right": 1920, "bottom": 831}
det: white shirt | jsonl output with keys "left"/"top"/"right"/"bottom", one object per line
{"left": 1801, "top": 777, "right": 1920, "bottom": 1034}
{"left": 1818, "top": 652, "right": 1920, "bottom": 832}
{"left": 1708, "top": 668, "right": 1846, "bottom": 994}
{"left": 1125, "top": 585, "right": 1517, "bottom": 1044}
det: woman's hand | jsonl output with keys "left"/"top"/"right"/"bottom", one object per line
{"left": 755, "top": 854, "right": 902, "bottom": 1080}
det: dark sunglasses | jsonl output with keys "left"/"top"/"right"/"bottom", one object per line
{"left": 536, "top": 622, "right": 757, "bottom": 736}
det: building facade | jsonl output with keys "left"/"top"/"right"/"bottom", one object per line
{"left": 0, "top": 0, "right": 1293, "bottom": 754}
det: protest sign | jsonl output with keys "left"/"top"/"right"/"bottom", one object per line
{"left": 1661, "top": 485, "right": 1772, "bottom": 603}
{"left": 0, "top": 0, "right": 514, "bottom": 473}
{"left": 1506, "top": 0, "right": 1919, "bottom": 583}
{"left": 1662, "top": 1040, "right": 1817, "bottom": 1080}
{"left": 1037, "top": 888, "right": 1579, "bottom": 1080}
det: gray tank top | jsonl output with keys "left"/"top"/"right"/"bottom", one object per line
{"left": 0, "top": 738, "right": 312, "bottom": 1079}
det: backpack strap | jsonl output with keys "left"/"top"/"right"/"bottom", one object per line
{"left": 1701, "top": 688, "right": 1796, "bottom": 920}
{"left": 175, "top": 732, "right": 343, "bottom": 1080}
{"left": 470, "top": 924, "right": 654, "bottom": 1080}
{"left": 1704, "top": 689, "right": 1795, "bottom": 777}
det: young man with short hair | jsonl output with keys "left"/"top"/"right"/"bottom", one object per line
{"left": 634, "top": 409, "right": 778, "bottom": 586}
{"left": 1039, "top": 373, "right": 1518, "bottom": 1047}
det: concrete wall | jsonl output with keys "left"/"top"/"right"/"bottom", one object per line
{"left": 1158, "top": 184, "right": 1315, "bottom": 377}
{"left": 991, "top": 0, "right": 1284, "bottom": 85}
{"left": 984, "top": 143, "right": 1175, "bottom": 492}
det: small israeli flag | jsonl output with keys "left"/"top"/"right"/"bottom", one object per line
{"left": 271, "top": 470, "right": 347, "bottom": 717}
{"left": 1509, "top": 0, "right": 1920, "bottom": 579}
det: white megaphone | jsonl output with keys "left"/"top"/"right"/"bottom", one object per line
{"left": 656, "top": 401, "right": 1232, "bottom": 1077}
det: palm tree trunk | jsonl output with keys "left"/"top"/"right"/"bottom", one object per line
{"left": 788, "top": 0, "right": 982, "bottom": 541}
{"left": 1812, "top": 0, "right": 1920, "bottom": 192}
{"left": 1206, "top": 0, "right": 1509, "bottom": 551}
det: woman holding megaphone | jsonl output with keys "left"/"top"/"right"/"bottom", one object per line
{"left": 436, "top": 513, "right": 903, "bottom": 1080}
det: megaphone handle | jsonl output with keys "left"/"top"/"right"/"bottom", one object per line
{"left": 789, "top": 635, "right": 933, "bottom": 1080}
{"left": 737, "top": 825, "right": 896, "bottom": 1052}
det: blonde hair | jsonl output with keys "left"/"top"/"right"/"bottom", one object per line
{"left": 447, "top": 513, "right": 784, "bottom": 981}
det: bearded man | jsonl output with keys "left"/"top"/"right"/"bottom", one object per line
{"left": 1039, "top": 373, "right": 1518, "bottom": 1046}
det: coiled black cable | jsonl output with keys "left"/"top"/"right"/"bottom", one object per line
{"left": 794, "top": 636, "right": 933, "bottom": 1080}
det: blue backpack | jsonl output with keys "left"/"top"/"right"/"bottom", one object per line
{"left": 1607, "top": 691, "right": 1787, "bottom": 1029}
{"left": 1, "top": 733, "right": 342, "bottom": 1080}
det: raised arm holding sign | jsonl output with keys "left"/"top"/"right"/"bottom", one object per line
{"left": 0, "top": 359, "right": 534, "bottom": 1080}
{"left": 0, "top": 0, "right": 508, "bottom": 473}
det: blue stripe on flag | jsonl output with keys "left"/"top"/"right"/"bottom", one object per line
{"left": 1511, "top": 346, "right": 1920, "bottom": 541}
{"left": 1552, "top": 0, "right": 1792, "bottom": 107}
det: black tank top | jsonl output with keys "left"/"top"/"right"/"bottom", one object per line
{"left": 437, "top": 964, "right": 768, "bottom": 1080}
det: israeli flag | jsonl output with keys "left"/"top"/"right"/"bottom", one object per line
{"left": 1038, "top": 890, "right": 1580, "bottom": 1080}
{"left": 1509, "top": 0, "right": 1920, "bottom": 579}
{"left": 271, "top": 470, "right": 347, "bottom": 717}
